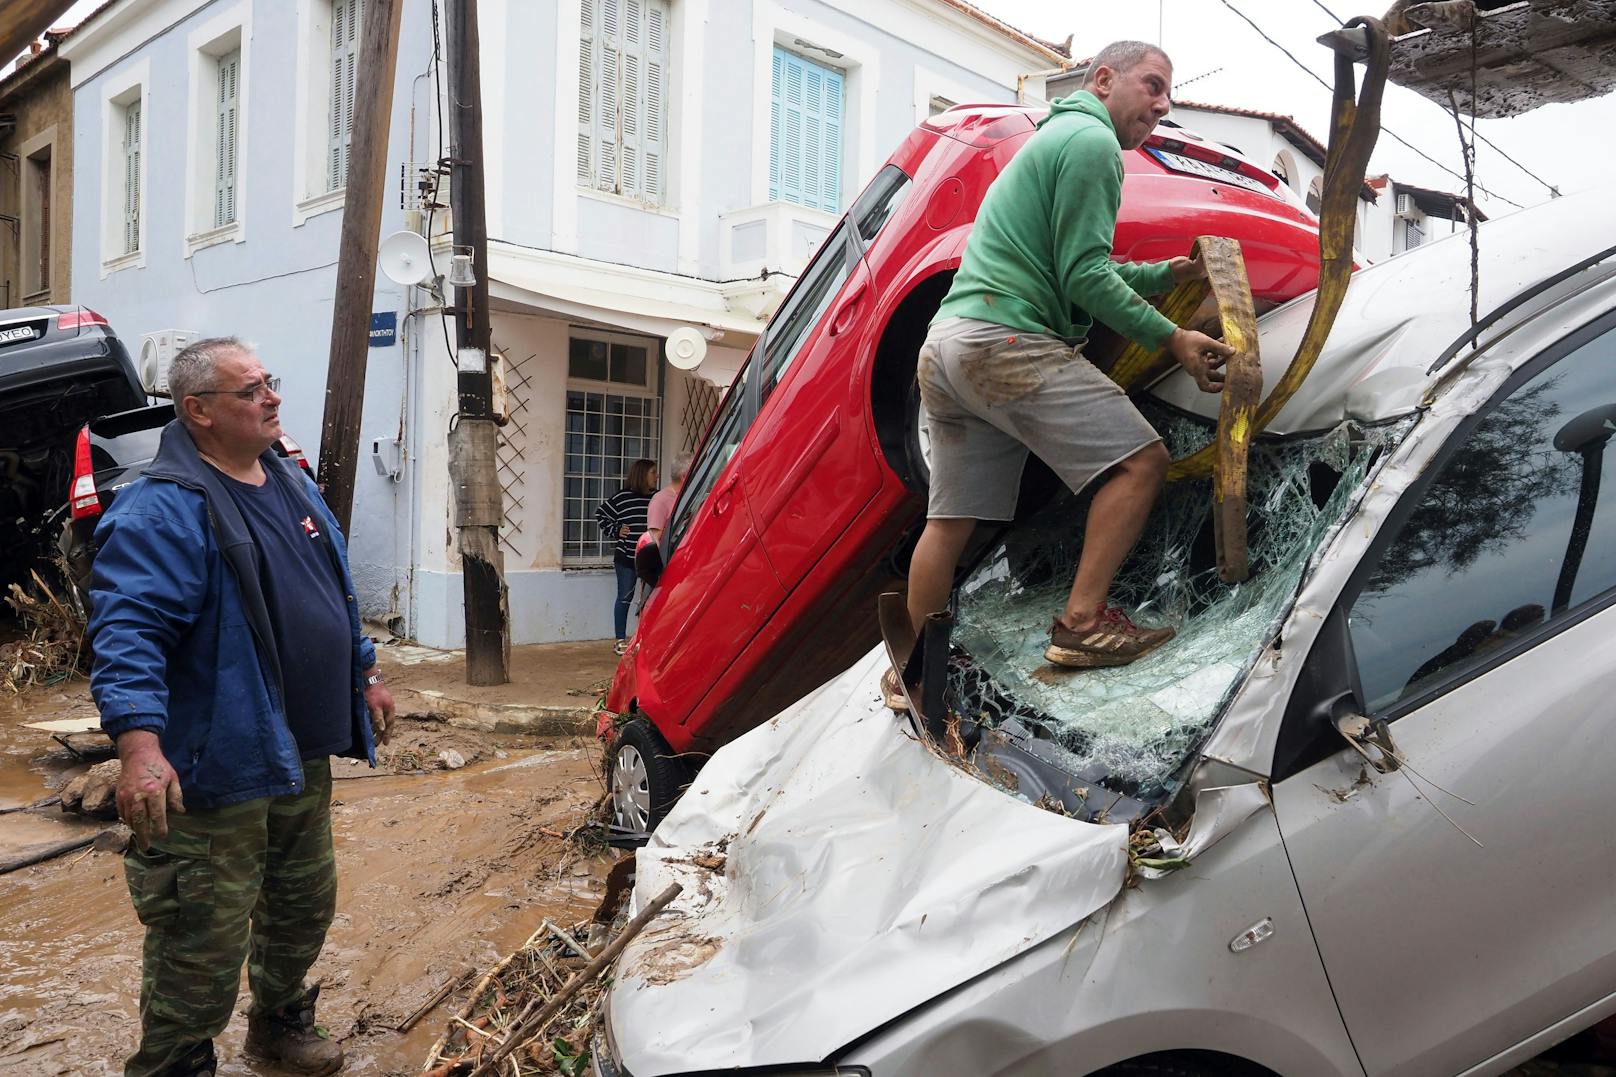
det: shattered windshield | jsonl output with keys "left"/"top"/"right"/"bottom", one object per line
{"left": 944, "top": 403, "right": 1414, "bottom": 810}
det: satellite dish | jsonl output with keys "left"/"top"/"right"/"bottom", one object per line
{"left": 665, "top": 326, "right": 707, "bottom": 370}
{"left": 378, "top": 230, "right": 433, "bottom": 285}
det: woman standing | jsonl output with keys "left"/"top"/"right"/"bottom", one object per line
{"left": 596, "top": 458, "right": 657, "bottom": 655}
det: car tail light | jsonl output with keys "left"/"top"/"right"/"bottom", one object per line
{"left": 1145, "top": 133, "right": 1281, "bottom": 190}
{"left": 56, "top": 308, "right": 111, "bottom": 331}
{"left": 69, "top": 426, "right": 102, "bottom": 520}
{"left": 278, "top": 433, "right": 314, "bottom": 476}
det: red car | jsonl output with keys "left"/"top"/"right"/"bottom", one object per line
{"left": 602, "top": 104, "right": 1327, "bottom": 835}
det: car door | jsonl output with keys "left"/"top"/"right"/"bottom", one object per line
{"left": 743, "top": 168, "right": 913, "bottom": 590}
{"left": 636, "top": 366, "right": 785, "bottom": 732}
{"left": 1272, "top": 308, "right": 1616, "bottom": 1076}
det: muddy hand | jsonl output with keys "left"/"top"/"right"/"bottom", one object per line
{"left": 1168, "top": 254, "right": 1208, "bottom": 284}
{"left": 113, "top": 731, "right": 184, "bottom": 852}
{"left": 365, "top": 679, "right": 397, "bottom": 746}
{"left": 1168, "top": 328, "right": 1235, "bottom": 394}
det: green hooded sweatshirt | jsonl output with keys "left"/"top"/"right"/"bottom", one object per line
{"left": 933, "top": 91, "right": 1179, "bottom": 349}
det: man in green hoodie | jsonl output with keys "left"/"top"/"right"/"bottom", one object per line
{"left": 903, "top": 40, "right": 1233, "bottom": 679}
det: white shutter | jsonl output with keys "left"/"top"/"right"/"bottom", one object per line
{"left": 641, "top": 0, "right": 667, "bottom": 204}
{"left": 330, "top": 0, "right": 363, "bottom": 191}
{"left": 598, "top": 0, "right": 620, "bottom": 194}
{"left": 577, "top": 0, "right": 596, "bottom": 187}
{"left": 619, "top": 0, "right": 642, "bottom": 199}
{"left": 123, "top": 101, "right": 142, "bottom": 255}
{"left": 215, "top": 50, "right": 241, "bottom": 228}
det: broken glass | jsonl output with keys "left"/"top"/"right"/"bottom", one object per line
{"left": 945, "top": 404, "right": 1416, "bottom": 806}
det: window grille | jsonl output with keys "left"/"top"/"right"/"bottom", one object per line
{"left": 563, "top": 390, "right": 662, "bottom": 563}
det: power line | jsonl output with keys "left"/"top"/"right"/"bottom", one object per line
{"left": 1212, "top": 0, "right": 1525, "bottom": 209}
{"left": 1302, "top": 0, "right": 1559, "bottom": 198}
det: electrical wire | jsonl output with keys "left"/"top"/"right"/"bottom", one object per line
{"left": 428, "top": 0, "right": 457, "bottom": 369}
{"left": 1213, "top": 0, "right": 1526, "bottom": 209}
{"left": 1300, "top": 0, "right": 1558, "bottom": 199}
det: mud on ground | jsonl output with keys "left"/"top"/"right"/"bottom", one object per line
{"left": 0, "top": 679, "right": 617, "bottom": 1076}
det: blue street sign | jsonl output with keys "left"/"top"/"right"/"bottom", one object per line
{"left": 370, "top": 311, "right": 398, "bottom": 348}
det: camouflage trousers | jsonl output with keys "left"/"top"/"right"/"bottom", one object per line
{"left": 122, "top": 758, "right": 337, "bottom": 1077}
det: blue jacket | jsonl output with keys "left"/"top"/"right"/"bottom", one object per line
{"left": 89, "top": 421, "right": 377, "bottom": 810}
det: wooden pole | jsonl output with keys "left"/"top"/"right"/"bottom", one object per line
{"left": 447, "top": 0, "right": 510, "bottom": 685}
{"left": 0, "top": 0, "right": 77, "bottom": 71}
{"left": 316, "top": 0, "right": 405, "bottom": 531}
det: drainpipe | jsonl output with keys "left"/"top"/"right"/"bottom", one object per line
{"left": 1016, "top": 64, "right": 1073, "bottom": 105}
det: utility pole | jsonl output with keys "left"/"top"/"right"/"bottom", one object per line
{"left": 0, "top": 0, "right": 77, "bottom": 72}
{"left": 447, "top": 0, "right": 511, "bottom": 685}
{"left": 318, "top": 0, "right": 405, "bottom": 531}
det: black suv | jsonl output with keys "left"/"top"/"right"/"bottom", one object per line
{"left": 0, "top": 306, "right": 145, "bottom": 594}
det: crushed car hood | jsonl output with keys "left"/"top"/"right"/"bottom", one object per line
{"left": 610, "top": 646, "right": 1129, "bottom": 1075}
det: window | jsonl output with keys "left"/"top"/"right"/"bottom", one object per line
{"left": 758, "top": 222, "right": 853, "bottom": 399}
{"left": 769, "top": 48, "right": 844, "bottom": 213}
{"left": 120, "top": 100, "right": 143, "bottom": 256}
{"left": 329, "top": 0, "right": 362, "bottom": 192}
{"left": 21, "top": 147, "right": 50, "bottom": 298}
{"left": 1402, "top": 217, "right": 1424, "bottom": 252}
{"left": 1305, "top": 175, "right": 1323, "bottom": 216}
{"left": 564, "top": 330, "right": 662, "bottom": 563}
{"left": 215, "top": 49, "right": 241, "bottom": 228}
{"left": 668, "top": 369, "right": 748, "bottom": 549}
{"left": 1347, "top": 314, "right": 1616, "bottom": 713}
{"left": 578, "top": 0, "right": 669, "bottom": 204}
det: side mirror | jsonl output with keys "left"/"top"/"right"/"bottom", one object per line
{"left": 1334, "top": 712, "right": 1402, "bottom": 774}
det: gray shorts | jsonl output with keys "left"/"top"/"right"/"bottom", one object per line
{"left": 918, "top": 317, "right": 1162, "bottom": 521}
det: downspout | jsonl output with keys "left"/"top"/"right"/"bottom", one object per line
{"left": 1016, "top": 64, "right": 1072, "bottom": 105}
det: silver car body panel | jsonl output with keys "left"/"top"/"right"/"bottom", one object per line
{"left": 611, "top": 645, "right": 1129, "bottom": 1075}
{"left": 605, "top": 195, "right": 1616, "bottom": 1076}
{"left": 1150, "top": 188, "right": 1616, "bottom": 434}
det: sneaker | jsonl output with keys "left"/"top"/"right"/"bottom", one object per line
{"left": 244, "top": 983, "right": 344, "bottom": 1075}
{"left": 613, "top": 639, "right": 628, "bottom": 656}
{"left": 1044, "top": 606, "right": 1175, "bottom": 669}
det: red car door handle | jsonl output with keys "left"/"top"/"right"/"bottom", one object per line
{"left": 828, "top": 282, "right": 867, "bottom": 337}
{"left": 712, "top": 472, "right": 738, "bottom": 516}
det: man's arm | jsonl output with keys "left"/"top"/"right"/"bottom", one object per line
{"left": 89, "top": 505, "right": 209, "bottom": 848}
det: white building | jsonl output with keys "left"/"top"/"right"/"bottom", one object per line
{"left": 61, "top": 0, "right": 1066, "bottom": 646}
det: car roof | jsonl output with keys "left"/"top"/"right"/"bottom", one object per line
{"left": 1149, "top": 187, "right": 1616, "bottom": 433}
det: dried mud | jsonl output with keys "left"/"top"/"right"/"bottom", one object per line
{"left": 0, "top": 678, "right": 616, "bottom": 1076}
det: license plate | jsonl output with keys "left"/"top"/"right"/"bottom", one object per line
{"left": 0, "top": 325, "right": 37, "bottom": 344}
{"left": 1147, "top": 148, "right": 1273, "bottom": 196}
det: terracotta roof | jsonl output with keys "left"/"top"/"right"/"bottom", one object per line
{"left": 1394, "top": 180, "right": 1489, "bottom": 222}
{"left": 1, "top": 0, "right": 119, "bottom": 99}
{"left": 930, "top": 0, "right": 1072, "bottom": 65}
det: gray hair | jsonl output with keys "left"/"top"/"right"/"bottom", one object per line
{"left": 669, "top": 451, "right": 694, "bottom": 484}
{"left": 1083, "top": 40, "right": 1171, "bottom": 87}
{"left": 168, "top": 336, "right": 254, "bottom": 406}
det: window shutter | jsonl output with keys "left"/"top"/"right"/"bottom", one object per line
{"left": 215, "top": 50, "right": 240, "bottom": 228}
{"left": 330, "top": 0, "right": 362, "bottom": 191}
{"left": 124, "top": 101, "right": 142, "bottom": 255}
{"left": 578, "top": 0, "right": 596, "bottom": 187}
{"left": 598, "top": 0, "right": 620, "bottom": 194}
{"left": 769, "top": 49, "right": 842, "bottom": 212}
{"left": 641, "top": 0, "right": 667, "bottom": 204}
{"left": 620, "top": 0, "right": 642, "bottom": 199}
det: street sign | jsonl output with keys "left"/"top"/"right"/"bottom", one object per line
{"left": 369, "top": 311, "right": 398, "bottom": 348}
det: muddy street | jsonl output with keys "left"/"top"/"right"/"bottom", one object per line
{"left": 0, "top": 662, "right": 617, "bottom": 1076}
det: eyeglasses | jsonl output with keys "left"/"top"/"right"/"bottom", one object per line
{"left": 192, "top": 376, "right": 281, "bottom": 403}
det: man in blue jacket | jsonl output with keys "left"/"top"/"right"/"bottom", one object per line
{"left": 89, "top": 337, "right": 395, "bottom": 1077}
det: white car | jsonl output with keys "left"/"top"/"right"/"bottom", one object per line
{"left": 593, "top": 187, "right": 1616, "bottom": 1077}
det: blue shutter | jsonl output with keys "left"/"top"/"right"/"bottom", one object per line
{"left": 769, "top": 48, "right": 843, "bottom": 212}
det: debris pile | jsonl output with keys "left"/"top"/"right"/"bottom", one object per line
{"left": 1, "top": 570, "right": 86, "bottom": 693}
{"left": 422, "top": 882, "right": 679, "bottom": 1076}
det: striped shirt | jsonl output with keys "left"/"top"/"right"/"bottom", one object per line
{"left": 595, "top": 488, "right": 655, "bottom": 560}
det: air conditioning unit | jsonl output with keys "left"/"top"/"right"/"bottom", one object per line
{"left": 138, "top": 329, "right": 197, "bottom": 396}
{"left": 1394, "top": 192, "right": 1417, "bottom": 218}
